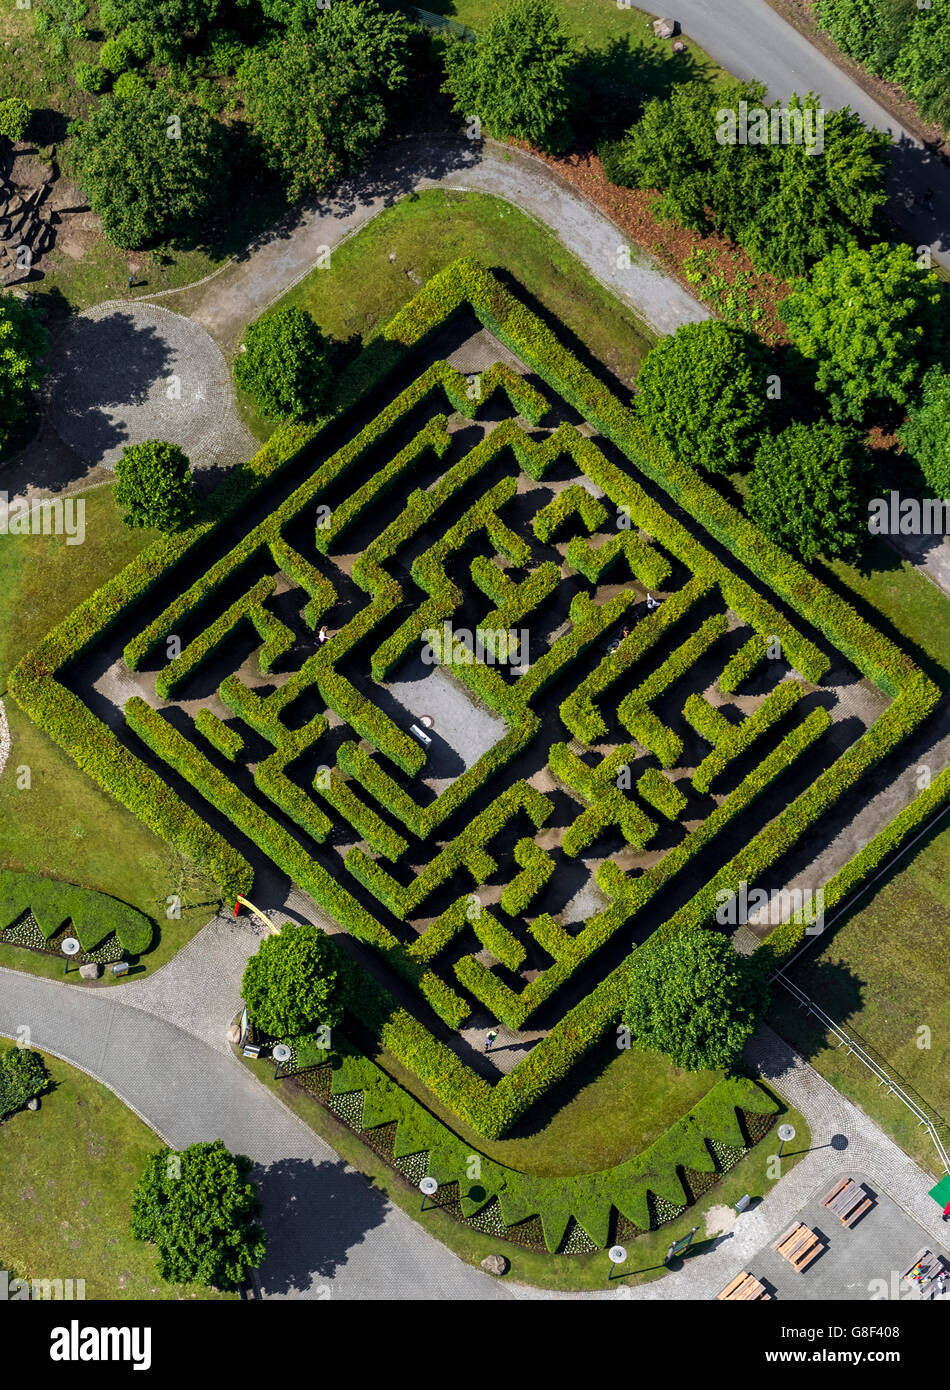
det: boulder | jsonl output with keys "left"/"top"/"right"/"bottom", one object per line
{"left": 226, "top": 1023, "right": 242, "bottom": 1045}
{"left": 653, "top": 17, "right": 678, "bottom": 38}
{"left": 480, "top": 1255, "right": 508, "bottom": 1276}
{"left": 79, "top": 962, "right": 102, "bottom": 980}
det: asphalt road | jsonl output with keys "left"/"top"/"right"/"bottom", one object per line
{"left": 672, "top": 0, "right": 950, "bottom": 271}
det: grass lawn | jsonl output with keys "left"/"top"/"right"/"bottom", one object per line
{"left": 379, "top": 1032, "right": 722, "bottom": 1175}
{"left": 421, "top": 0, "right": 728, "bottom": 90}
{"left": 0, "top": 1050, "right": 233, "bottom": 1299}
{"left": 232, "top": 187, "right": 657, "bottom": 440}
{"left": 242, "top": 1048, "right": 808, "bottom": 1291}
{"left": 0, "top": 484, "right": 220, "bottom": 980}
{"left": 768, "top": 816, "right": 950, "bottom": 1175}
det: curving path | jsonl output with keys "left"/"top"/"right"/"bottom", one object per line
{"left": 159, "top": 136, "right": 709, "bottom": 351}
{"left": 2, "top": 925, "right": 948, "bottom": 1301}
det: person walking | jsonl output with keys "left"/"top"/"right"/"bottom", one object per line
{"left": 317, "top": 625, "right": 329, "bottom": 645}
{"left": 485, "top": 1028, "right": 498, "bottom": 1052}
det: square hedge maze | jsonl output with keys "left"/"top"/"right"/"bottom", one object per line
{"left": 20, "top": 261, "right": 937, "bottom": 1138}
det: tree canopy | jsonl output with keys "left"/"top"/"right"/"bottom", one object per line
{"left": 816, "top": 0, "right": 950, "bottom": 132}
{"left": 899, "top": 366, "right": 950, "bottom": 500}
{"left": 130, "top": 1139, "right": 266, "bottom": 1288}
{"left": 71, "top": 89, "right": 231, "bottom": 248}
{"left": 114, "top": 440, "right": 195, "bottom": 532}
{"left": 634, "top": 319, "right": 769, "bottom": 474}
{"left": 603, "top": 81, "right": 889, "bottom": 279}
{"left": 442, "top": 0, "right": 576, "bottom": 152}
{"left": 241, "top": 923, "right": 348, "bottom": 1038}
{"left": 0, "top": 292, "right": 48, "bottom": 451}
{"left": 747, "top": 421, "right": 873, "bottom": 562}
{"left": 779, "top": 241, "right": 943, "bottom": 425}
{"left": 233, "top": 307, "right": 333, "bottom": 420}
{"left": 623, "top": 926, "right": 768, "bottom": 1071}
{"left": 239, "top": 0, "right": 414, "bottom": 200}
{"left": 0, "top": 1046, "right": 49, "bottom": 1119}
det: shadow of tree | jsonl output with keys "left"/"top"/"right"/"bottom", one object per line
{"left": 252, "top": 1154, "right": 390, "bottom": 1295}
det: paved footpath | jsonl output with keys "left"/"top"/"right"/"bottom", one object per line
{"left": 156, "top": 136, "right": 709, "bottom": 351}
{"left": 2, "top": 935, "right": 948, "bottom": 1299}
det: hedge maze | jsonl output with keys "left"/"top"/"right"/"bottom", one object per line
{"left": 11, "top": 260, "right": 944, "bottom": 1144}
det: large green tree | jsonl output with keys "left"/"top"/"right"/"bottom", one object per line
{"left": 114, "top": 440, "right": 195, "bottom": 532}
{"left": 894, "top": 3, "right": 950, "bottom": 132}
{"left": 814, "top": 0, "right": 916, "bottom": 76}
{"left": 442, "top": 0, "right": 576, "bottom": 152}
{"left": 0, "top": 1046, "right": 49, "bottom": 1119}
{"left": 239, "top": 0, "right": 414, "bottom": 200}
{"left": 130, "top": 1140, "right": 265, "bottom": 1288}
{"left": 634, "top": 319, "right": 769, "bottom": 474}
{"left": 779, "top": 241, "right": 943, "bottom": 424}
{"left": 241, "top": 923, "right": 347, "bottom": 1038}
{"left": 233, "top": 307, "right": 332, "bottom": 420}
{"left": 747, "top": 421, "right": 873, "bottom": 562}
{"left": 71, "top": 89, "right": 231, "bottom": 248}
{"left": 899, "top": 365, "right": 950, "bottom": 500}
{"left": 623, "top": 926, "right": 768, "bottom": 1071}
{"left": 604, "top": 81, "right": 889, "bottom": 279}
{"left": 0, "top": 292, "right": 48, "bottom": 450}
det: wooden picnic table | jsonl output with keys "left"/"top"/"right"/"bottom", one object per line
{"left": 902, "top": 1248, "right": 946, "bottom": 1287}
{"left": 717, "top": 1271, "right": 771, "bottom": 1301}
{"left": 821, "top": 1177, "right": 873, "bottom": 1227}
{"left": 772, "top": 1222, "right": 823, "bottom": 1271}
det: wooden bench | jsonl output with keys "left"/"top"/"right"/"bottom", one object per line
{"left": 717, "top": 1271, "right": 771, "bottom": 1301}
{"left": 822, "top": 1178, "right": 873, "bottom": 1227}
{"left": 773, "top": 1222, "right": 823, "bottom": 1271}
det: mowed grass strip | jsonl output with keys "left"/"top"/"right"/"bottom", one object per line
{"left": 0, "top": 1051, "right": 232, "bottom": 1299}
{"left": 768, "top": 819, "right": 950, "bottom": 1174}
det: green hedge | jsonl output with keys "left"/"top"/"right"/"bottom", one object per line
{"left": 194, "top": 707, "right": 244, "bottom": 761}
{"left": 719, "top": 634, "right": 771, "bottom": 695}
{"left": 0, "top": 869, "right": 153, "bottom": 955}
{"left": 500, "top": 838, "right": 556, "bottom": 916}
{"left": 636, "top": 767, "right": 687, "bottom": 821}
{"left": 532, "top": 484, "right": 607, "bottom": 543}
{"left": 692, "top": 679, "right": 804, "bottom": 794}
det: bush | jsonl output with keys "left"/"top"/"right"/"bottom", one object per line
{"left": 112, "top": 70, "right": 149, "bottom": 99}
{"left": 634, "top": 320, "right": 770, "bottom": 474}
{"left": 442, "top": 0, "right": 575, "bottom": 152}
{"left": 0, "top": 1046, "right": 48, "bottom": 1118}
{"left": 114, "top": 440, "right": 194, "bottom": 532}
{"left": 71, "top": 89, "right": 231, "bottom": 248}
{"left": 130, "top": 1140, "right": 265, "bottom": 1289}
{"left": 242, "top": 923, "right": 347, "bottom": 1036}
{"left": 624, "top": 925, "right": 769, "bottom": 1070}
{"left": 899, "top": 366, "right": 950, "bottom": 500}
{"left": 74, "top": 61, "right": 108, "bottom": 93}
{"left": 0, "top": 98, "right": 30, "bottom": 143}
{"left": 779, "top": 241, "right": 943, "bottom": 425}
{"left": 0, "top": 291, "right": 48, "bottom": 449}
{"left": 99, "top": 35, "right": 132, "bottom": 73}
{"left": 234, "top": 308, "right": 333, "bottom": 422}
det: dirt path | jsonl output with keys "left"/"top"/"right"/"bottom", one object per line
{"left": 148, "top": 136, "right": 709, "bottom": 354}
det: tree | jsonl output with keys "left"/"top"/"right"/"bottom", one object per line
{"left": 442, "top": 0, "right": 576, "bottom": 152}
{"left": 130, "top": 1140, "right": 265, "bottom": 1288}
{"left": 747, "top": 421, "right": 873, "bottom": 562}
{"left": 623, "top": 926, "right": 768, "bottom": 1071}
{"left": 239, "top": 0, "right": 414, "bottom": 201}
{"left": 899, "top": 366, "right": 950, "bottom": 499}
{"left": 634, "top": 320, "right": 769, "bottom": 474}
{"left": 0, "top": 98, "right": 30, "bottom": 142}
{"left": 71, "top": 89, "right": 231, "bottom": 248}
{"left": 779, "top": 241, "right": 943, "bottom": 425}
{"left": 0, "top": 1046, "right": 49, "bottom": 1119}
{"left": 233, "top": 307, "right": 332, "bottom": 420}
{"left": 99, "top": 0, "right": 226, "bottom": 56}
{"left": 241, "top": 923, "right": 347, "bottom": 1038}
{"left": 0, "top": 292, "right": 48, "bottom": 450}
{"left": 603, "top": 82, "right": 889, "bottom": 279}
{"left": 814, "top": 0, "right": 916, "bottom": 76}
{"left": 114, "top": 440, "right": 195, "bottom": 532}
{"left": 894, "top": 3, "right": 950, "bottom": 132}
